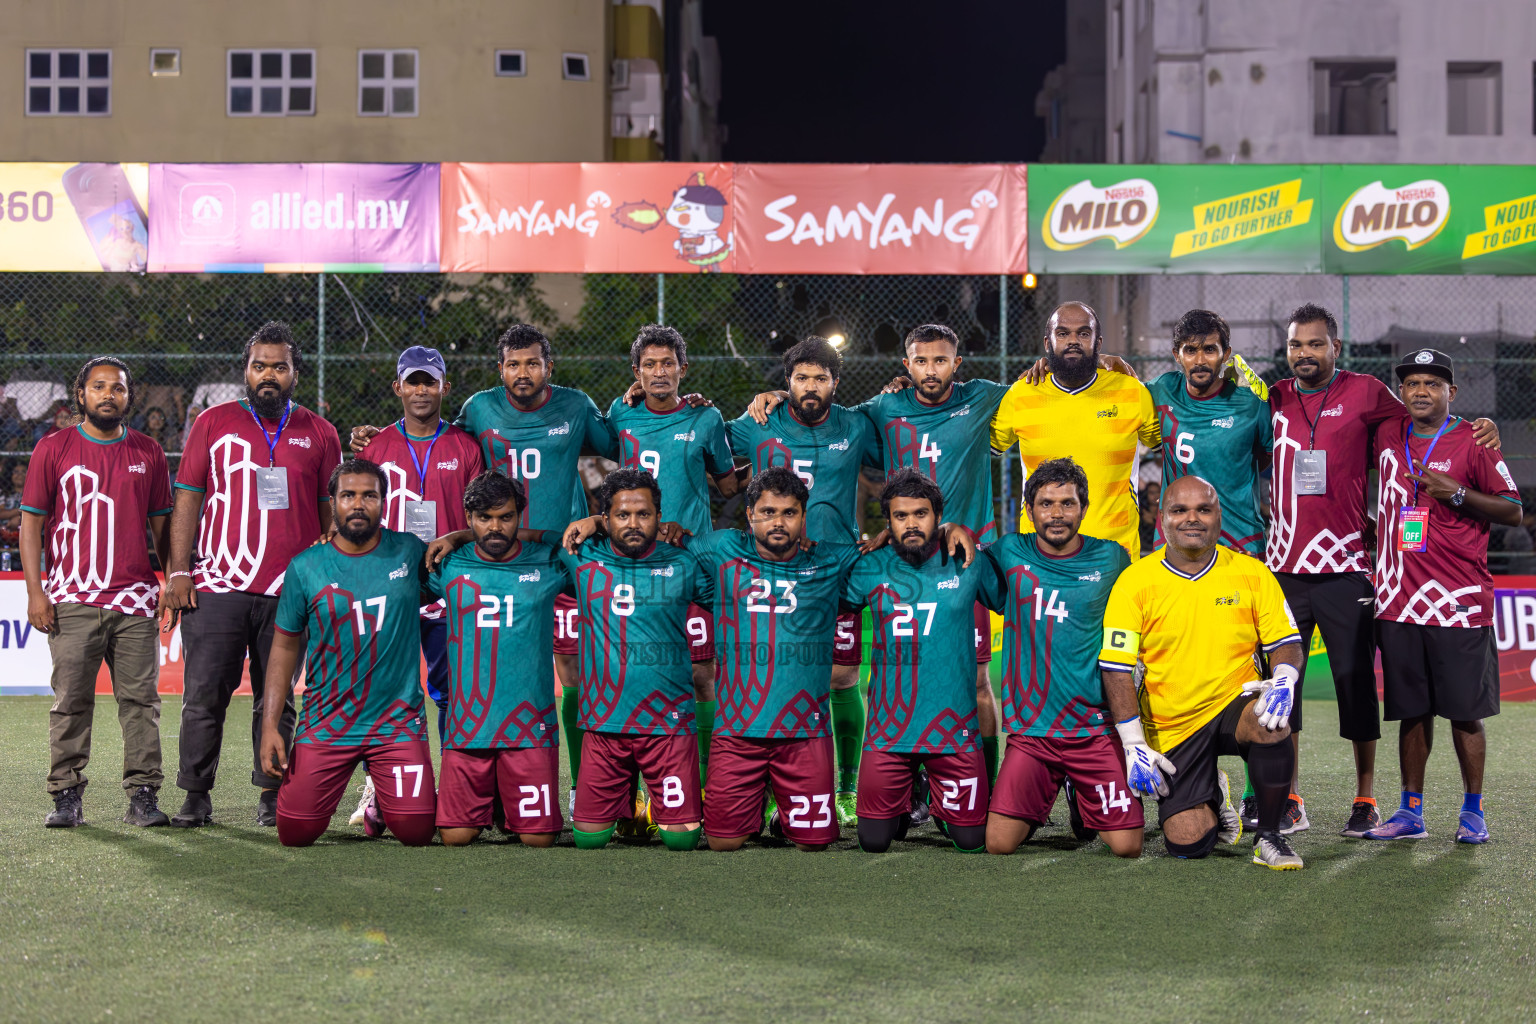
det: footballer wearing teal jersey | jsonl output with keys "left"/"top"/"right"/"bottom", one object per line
{"left": 978, "top": 458, "right": 1144, "bottom": 858}
{"left": 560, "top": 468, "right": 708, "bottom": 852}
{"left": 429, "top": 472, "right": 574, "bottom": 848}
{"left": 260, "top": 459, "right": 438, "bottom": 848}
{"left": 1147, "top": 310, "right": 1273, "bottom": 555}
{"left": 841, "top": 470, "right": 992, "bottom": 854}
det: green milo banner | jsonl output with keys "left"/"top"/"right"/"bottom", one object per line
{"left": 1029, "top": 164, "right": 1536, "bottom": 275}
{"left": 1029, "top": 164, "right": 1323, "bottom": 274}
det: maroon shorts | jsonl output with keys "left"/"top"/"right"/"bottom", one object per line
{"left": 992, "top": 732, "right": 1145, "bottom": 833}
{"left": 833, "top": 611, "right": 862, "bottom": 667}
{"left": 973, "top": 602, "right": 992, "bottom": 665}
{"left": 686, "top": 602, "right": 714, "bottom": 664}
{"left": 553, "top": 592, "right": 580, "bottom": 657}
{"left": 705, "top": 734, "right": 837, "bottom": 844}
{"left": 278, "top": 739, "right": 436, "bottom": 825}
{"left": 437, "top": 745, "right": 562, "bottom": 833}
{"left": 857, "top": 746, "right": 989, "bottom": 827}
{"left": 576, "top": 731, "right": 701, "bottom": 825}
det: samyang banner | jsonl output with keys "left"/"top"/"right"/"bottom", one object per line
{"left": 147, "top": 163, "right": 440, "bottom": 272}
{"left": 1029, "top": 163, "right": 1322, "bottom": 274}
{"left": 1322, "top": 164, "right": 1536, "bottom": 275}
{"left": 441, "top": 162, "right": 735, "bottom": 273}
{"left": 0, "top": 162, "right": 150, "bottom": 271}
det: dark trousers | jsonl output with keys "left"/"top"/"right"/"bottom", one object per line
{"left": 421, "top": 616, "right": 450, "bottom": 742}
{"left": 176, "top": 589, "right": 298, "bottom": 792}
{"left": 1274, "top": 571, "right": 1381, "bottom": 742}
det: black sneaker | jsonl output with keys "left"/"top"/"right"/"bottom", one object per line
{"left": 1063, "top": 779, "right": 1098, "bottom": 842}
{"left": 1240, "top": 794, "right": 1259, "bottom": 831}
{"left": 45, "top": 784, "right": 85, "bottom": 828}
{"left": 124, "top": 786, "right": 169, "bottom": 827}
{"left": 255, "top": 789, "right": 278, "bottom": 827}
{"left": 1340, "top": 800, "right": 1382, "bottom": 839}
{"left": 1280, "top": 796, "right": 1310, "bottom": 835}
{"left": 908, "top": 768, "right": 932, "bottom": 829}
{"left": 171, "top": 791, "right": 213, "bottom": 828}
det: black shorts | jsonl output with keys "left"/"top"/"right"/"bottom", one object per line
{"left": 1377, "top": 621, "right": 1500, "bottom": 723}
{"left": 1156, "top": 692, "right": 1256, "bottom": 826}
{"left": 1274, "top": 571, "right": 1380, "bottom": 741}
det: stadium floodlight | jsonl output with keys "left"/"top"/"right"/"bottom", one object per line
{"left": 1022, "top": 273, "right": 1038, "bottom": 289}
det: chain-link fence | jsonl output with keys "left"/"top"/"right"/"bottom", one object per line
{"left": 2, "top": 270, "right": 1534, "bottom": 567}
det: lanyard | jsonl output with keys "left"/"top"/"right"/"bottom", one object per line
{"left": 1404, "top": 417, "right": 1454, "bottom": 507}
{"left": 247, "top": 400, "right": 292, "bottom": 467}
{"left": 1295, "top": 372, "right": 1337, "bottom": 450}
{"left": 400, "top": 419, "right": 446, "bottom": 492}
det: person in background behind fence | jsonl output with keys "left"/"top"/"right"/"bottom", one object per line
{"left": 20, "top": 357, "right": 173, "bottom": 828}
{"left": 161, "top": 321, "right": 341, "bottom": 829}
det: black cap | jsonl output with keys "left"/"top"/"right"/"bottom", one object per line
{"left": 1394, "top": 347, "right": 1454, "bottom": 385}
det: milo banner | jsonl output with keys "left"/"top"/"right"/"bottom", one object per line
{"left": 0, "top": 162, "right": 149, "bottom": 271}
{"left": 1322, "top": 164, "right": 1536, "bottom": 275}
{"left": 1029, "top": 164, "right": 1322, "bottom": 274}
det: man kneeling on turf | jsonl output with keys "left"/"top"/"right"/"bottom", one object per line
{"left": 561, "top": 468, "right": 707, "bottom": 851}
{"left": 430, "top": 472, "right": 571, "bottom": 847}
{"left": 1097, "top": 476, "right": 1307, "bottom": 870}
{"left": 261, "top": 459, "right": 437, "bottom": 847}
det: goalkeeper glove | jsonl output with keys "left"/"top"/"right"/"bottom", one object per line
{"left": 1241, "top": 663, "right": 1300, "bottom": 731}
{"left": 1115, "top": 715, "right": 1176, "bottom": 799}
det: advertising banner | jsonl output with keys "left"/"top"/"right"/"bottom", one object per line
{"left": 1322, "top": 164, "right": 1536, "bottom": 275}
{"left": 441, "top": 162, "right": 735, "bottom": 273}
{"left": 148, "top": 163, "right": 440, "bottom": 272}
{"left": 1029, "top": 164, "right": 1322, "bottom": 274}
{"left": 733, "top": 164, "right": 1027, "bottom": 275}
{"left": 0, "top": 162, "right": 149, "bottom": 271}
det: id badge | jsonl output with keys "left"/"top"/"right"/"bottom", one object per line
{"left": 254, "top": 467, "right": 290, "bottom": 510}
{"left": 1294, "top": 450, "right": 1327, "bottom": 495}
{"left": 1397, "top": 507, "right": 1430, "bottom": 553}
{"left": 403, "top": 500, "right": 437, "bottom": 542}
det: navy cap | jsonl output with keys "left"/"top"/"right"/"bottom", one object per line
{"left": 397, "top": 345, "right": 446, "bottom": 383}
{"left": 1394, "top": 347, "right": 1454, "bottom": 385}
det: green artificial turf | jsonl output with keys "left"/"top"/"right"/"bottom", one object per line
{"left": 3, "top": 696, "right": 1534, "bottom": 1023}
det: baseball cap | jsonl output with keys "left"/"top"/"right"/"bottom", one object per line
{"left": 1394, "top": 347, "right": 1454, "bottom": 385}
{"left": 397, "top": 345, "right": 446, "bottom": 382}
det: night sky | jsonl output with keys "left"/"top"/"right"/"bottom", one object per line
{"left": 704, "top": 1, "right": 1066, "bottom": 163}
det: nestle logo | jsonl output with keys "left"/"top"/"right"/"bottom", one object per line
{"left": 1210, "top": 416, "right": 1234, "bottom": 429}
{"left": 652, "top": 565, "right": 675, "bottom": 577}
{"left": 436, "top": 458, "right": 459, "bottom": 471}
{"left": 937, "top": 577, "right": 960, "bottom": 590}
{"left": 828, "top": 439, "right": 849, "bottom": 451}
{"left": 519, "top": 570, "right": 541, "bottom": 582}
{"left": 388, "top": 562, "right": 409, "bottom": 580}
{"left": 127, "top": 462, "right": 147, "bottom": 474}
{"left": 673, "top": 431, "right": 695, "bottom": 442}
{"left": 287, "top": 436, "right": 312, "bottom": 448}
{"left": 1104, "top": 186, "right": 1145, "bottom": 200}
{"left": 1319, "top": 405, "right": 1344, "bottom": 418}
{"left": 1078, "top": 570, "right": 1102, "bottom": 582}
{"left": 548, "top": 423, "right": 570, "bottom": 436}
{"left": 1395, "top": 187, "right": 1437, "bottom": 202}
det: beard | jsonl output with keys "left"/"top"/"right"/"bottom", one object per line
{"left": 755, "top": 528, "right": 796, "bottom": 556}
{"left": 247, "top": 380, "right": 295, "bottom": 419}
{"left": 1047, "top": 343, "right": 1097, "bottom": 388}
{"left": 475, "top": 531, "right": 513, "bottom": 558}
{"left": 789, "top": 391, "right": 826, "bottom": 422}
{"left": 896, "top": 531, "right": 937, "bottom": 566}
{"left": 612, "top": 528, "right": 654, "bottom": 557}
{"left": 336, "top": 513, "right": 379, "bottom": 545}
{"left": 84, "top": 407, "right": 123, "bottom": 433}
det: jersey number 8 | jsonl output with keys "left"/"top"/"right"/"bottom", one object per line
{"left": 611, "top": 583, "right": 636, "bottom": 617}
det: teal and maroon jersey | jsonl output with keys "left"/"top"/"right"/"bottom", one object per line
{"left": 558, "top": 537, "right": 701, "bottom": 735}
{"left": 608, "top": 397, "right": 734, "bottom": 537}
{"left": 274, "top": 529, "right": 430, "bottom": 746}
{"left": 427, "top": 541, "right": 573, "bottom": 750}
{"left": 689, "top": 529, "right": 862, "bottom": 740}
{"left": 453, "top": 384, "right": 618, "bottom": 534}
{"left": 856, "top": 378, "right": 1009, "bottom": 543}
{"left": 977, "top": 533, "right": 1131, "bottom": 738}
{"left": 842, "top": 545, "right": 988, "bottom": 755}
{"left": 726, "top": 403, "right": 881, "bottom": 543}
{"left": 1146, "top": 371, "right": 1273, "bottom": 555}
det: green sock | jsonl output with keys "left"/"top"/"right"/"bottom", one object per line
{"left": 572, "top": 824, "right": 615, "bottom": 850}
{"left": 982, "top": 734, "right": 999, "bottom": 787}
{"left": 659, "top": 825, "right": 702, "bottom": 852}
{"left": 1242, "top": 773, "right": 1255, "bottom": 800}
{"left": 560, "top": 685, "right": 583, "bottom": 792}
{"left": 695, "top": 700, "right": 715, "bottom": 788}
{"left": 831, "top": 686, "right": 865, "bottom": 792}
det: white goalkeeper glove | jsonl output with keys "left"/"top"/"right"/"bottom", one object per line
{"left": 1241, "top": 663, "right": 1300, "bottom": 731}
{"left": 1115, "top": 715, "right": 1176, "bottom": 799}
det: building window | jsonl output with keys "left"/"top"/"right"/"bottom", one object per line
{"left": 1447, "top": 62, "right": 1501, "bottom": 135}
{"left": 1312, "top": 60, "right": 1396, "bottom": 135}
{"left": 26, "top": 49, "right": 112, "bottom": 116}
{"left": 227, "top": 50, "right": 314, "bottom": 116}
{"left": 562, "top": 52, "right": 591, "bottom": 81}
{"left": 359, "top": 49, "right": 417, "bottom": 115}
{"left": 150, "top": 49, "right": 180, "bottom": 77}
{"left": 496, "top": 50, "right": 526, "bottom": 77}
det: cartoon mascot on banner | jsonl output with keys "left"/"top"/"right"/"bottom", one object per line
{"left": 666, "top": 172, "right": 732, "bottom": 272}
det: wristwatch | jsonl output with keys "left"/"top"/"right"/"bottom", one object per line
{"left": 1450, "top": 486, "right": 1467, "bottom": 508}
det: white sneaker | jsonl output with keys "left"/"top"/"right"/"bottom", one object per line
{"left": 348, "top": 776, "right": 376, "bottom": 827}
{"left": 568, "top": 788, "right": 576, "bottom": 818}
{"left": 1251, "top": 830, "right": 1304, "bottom": 870}
{"left": 1215, "top": 770, "right": 1243, "bottom": 845}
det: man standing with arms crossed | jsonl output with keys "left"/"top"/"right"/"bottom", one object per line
{"left": 23, "top": 357, "right": 174, "bottom": 828}
{"left": 1363, "top": 349, "right": 1520, "bottom": 843}
{"left": 164, "top": 322, "right": 341, "bottom": 828}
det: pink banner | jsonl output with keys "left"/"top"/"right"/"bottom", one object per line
{"left": 148, "top": 163, "right": 439, "bottom": 271}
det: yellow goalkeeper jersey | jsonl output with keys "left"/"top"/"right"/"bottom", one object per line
{"left": 989, "top": 371, "right": 1160, "bottom": 560}
{"left": 1096, "top": 546, "right": 1301, "bottom": 752}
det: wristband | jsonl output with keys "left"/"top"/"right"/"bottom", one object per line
{"left": 167, "top": 570, "right": 193, "bottom": 581}
{"left": 1272, "top": 663, "right": 1300, "bottom": 685}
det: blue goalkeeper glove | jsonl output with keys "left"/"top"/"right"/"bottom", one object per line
{"left": 1115, "top": 715, "right": 1176, "bottom": 799}
{"left": 1241, "top": 663, "right": 1300, "bottom": 731}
